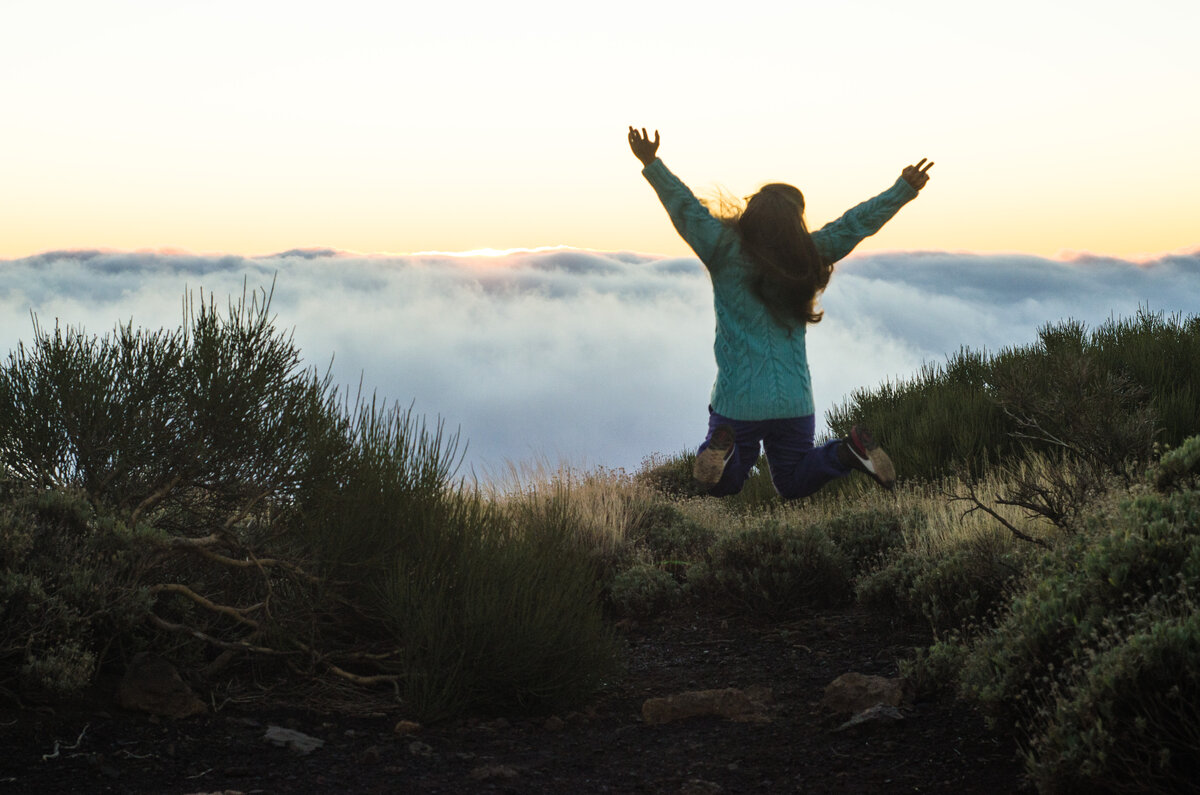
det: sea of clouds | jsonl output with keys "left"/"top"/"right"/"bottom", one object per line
{"left": 2, "top": 246, "right": 1198, "bottom": 478}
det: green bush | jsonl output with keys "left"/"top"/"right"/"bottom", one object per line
{"left": 609, "top": 564, "right": 682, "bottom": 619}
{"left": 0, "top": 489, "right": 154, "bottom": 693}
{"left": 898, "top": 637, "right": 969, "bottom": 700}
{"left": 627, "top": 501, "right": 715, "bottom": 564}
{"left": 692, "top": 519, "right": 851, "bottom": 615}
{"left": 856, "top": 533, "right": 1027, "bottom": 634}
{"left": 960, "top": 488, "right": 1200, "bottom": 727}
{"left": 949, "top": 484, "right": 1200, "bottom": 792}
{"left": 1153, "top": 434, "right": 1200, "bottom": 492}
{"left": 1024, "top": 609, "right": 1200, "bottom": 794}
{"left": 816, "top": 505, "right": 920, "bottom": 573}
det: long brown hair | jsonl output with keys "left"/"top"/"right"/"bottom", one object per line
{"left": 733, "top": 183, "right": 830, "bottom": 328}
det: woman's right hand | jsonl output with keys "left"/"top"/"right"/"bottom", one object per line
{"left": 628, "top": 126, "right": 661, "bottom": 167}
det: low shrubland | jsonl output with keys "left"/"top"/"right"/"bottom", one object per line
{"left": 3, "top": 294, "right": 1199, "bottom": 790}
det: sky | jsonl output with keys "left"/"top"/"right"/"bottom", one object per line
{"left": 2, "top": 1, "right": 1198, "bottom": 476}
{"left": 2, "top": 0, "right": 1198, "bottom": 258}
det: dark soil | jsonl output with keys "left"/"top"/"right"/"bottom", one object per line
{"left": 2, "top": 606, "right": 1029, "bottom": 794}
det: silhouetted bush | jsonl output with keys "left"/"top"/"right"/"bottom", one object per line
{"left": 0, "top": 287, "right": 618, "bottom": 718}
{"left": 828, "top": 311, "right": 1200, "bottom": 484}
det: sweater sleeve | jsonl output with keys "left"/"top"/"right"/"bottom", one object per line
{"left": 641, "top": 158, "right": 729, "bottom": 268}
{"left": 811, "top": 177, "right": 919, "bottom": 265}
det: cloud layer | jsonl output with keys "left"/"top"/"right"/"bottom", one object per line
{"left": 3, "top": 246, "right": 1198, "bottom": 476}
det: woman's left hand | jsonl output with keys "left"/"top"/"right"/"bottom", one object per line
{"left": 901, "top": 158, "right": 934, "bottom": 190}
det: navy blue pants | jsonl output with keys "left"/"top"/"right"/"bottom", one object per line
{"left": 698, "top": 408, "right": 850, "bottom": 499}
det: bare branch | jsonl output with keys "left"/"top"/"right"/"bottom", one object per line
{"left": 947, "top": 483, "right": 1051, "bottom": 550}
{"left": 148, "top": 583, "right": 262, "bottom": 628}
{"left": 147, "top": 615, "right": 294, "bottom": 656}
{"left": 130, "top": 474, "right": 183, "bottom": 525}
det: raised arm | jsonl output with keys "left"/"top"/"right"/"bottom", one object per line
{"left": 629, "top": 126, "right": 729, "bottom": 266}
{"left": 811, "top": 158, "right": 933, "bottom": 265}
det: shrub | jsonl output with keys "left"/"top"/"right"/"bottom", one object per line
{"left": 960, "top": 487, "right": 1200, "bottom": 728}
{"left": 1024, "top": 609, "right": 1200, "bottom": 794}
{"left": 1152, "top": 434, "right": 1200, "bottom": 492}
{"left": 609, "top": 564, "right": 682, "bottom": 619}
{"left": 856, "top": 533, "right": 1024, "bottom": 634}
{"left": 815, "top": 505, "right": 919, "bottom": 573}
{"left": 899, "top": 637, "right": 969, "bottom": 700}
{"left": 636, "top": 451, "right": 702, "bottom": 498}
{"left": 0, "top": 489, "right": 154, "bottom": 694}
{"left": 692, "top": 519, "right": 851, "bottom": 615}
{"left": 949, "top": 483, "right": 1200, "bottom": 793}
{"left": 627, "top": 501, "right": 716, "bottom": 564}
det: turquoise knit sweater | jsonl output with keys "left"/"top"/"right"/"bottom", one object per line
{"left": 642, "top": 158, "right": 918, "bottom": 420}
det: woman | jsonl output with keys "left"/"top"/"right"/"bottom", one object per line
{"left": 628, "top": 126, "right": 932, "bottom": 497}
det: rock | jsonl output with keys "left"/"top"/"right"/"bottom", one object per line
{"left": 543, "top": 716, "right": 566, "bottom": 731}
{"left": 469, "top": 764, "right": 519, "bottom": 781}
{"left": 263, "top": 726, "right": 325, "bottom": 755}
{"left": 393, "top": 720, "right": 422, "bottom": 736}
{"left": 359, "top": 745, "right": 381, "bottom": 765}
{"left": 642, "top": 687, "right": 773, "bottom": 725}
{"left": 834, "top": 704, "right": 906, "bottom": 734}
{"left": 408, "top": 741, "right": 434, "bottom": 757}
{"left": 116, "top": 653, "right": 207, "bottom": 719}
{"left": 819, "top": 673, "right": 905, "bottom": 714}
{"left": 680, "top": 779, "right": 724, "bottom": 793}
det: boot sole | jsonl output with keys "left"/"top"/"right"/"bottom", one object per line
{"left": 693, "top": 446, "right": 730, "bottom": 486}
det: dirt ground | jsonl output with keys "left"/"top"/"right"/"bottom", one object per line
{"left": 2, "top": 606, "right": 1030, "bottom": 794}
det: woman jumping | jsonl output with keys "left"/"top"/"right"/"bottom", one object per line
{"left": 628, "top": 126, "right": 932, "bottom": 498}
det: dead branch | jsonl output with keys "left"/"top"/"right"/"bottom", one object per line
{"left": 323, "top": 663, "right": 402, "bottom": 688}
{"left": 147, "top": 615, "right": 294, "bottom": 656}
{"left": 221, "top": 487, "right": 275, "bottom": 531}
{"left": 130, "top": 474, "right": 183, "bottom": 525}
{"left": 947, "top": 485, "right": 1051, "bottom": 550}
{"left": 148, "top": 583, "right": 262, "bottom": 628}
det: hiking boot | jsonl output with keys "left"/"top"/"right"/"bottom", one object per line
{"left": 840, "top": 425, "right": 896, "bottom": 490}
{"left": 694, "top": 424, "right": 736, "bottom": 487}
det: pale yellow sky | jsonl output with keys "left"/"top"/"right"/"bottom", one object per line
{"left": 2, "top": 0, "right": 1197, "bottom": 260}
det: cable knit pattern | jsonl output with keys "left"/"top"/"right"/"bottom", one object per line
{"left": 642, "top": 158, "right": 918, "bottom": 420}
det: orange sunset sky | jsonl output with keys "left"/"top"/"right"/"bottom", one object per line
{"left": 2, "top": 0, "right": 1197, "bottom": 261}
